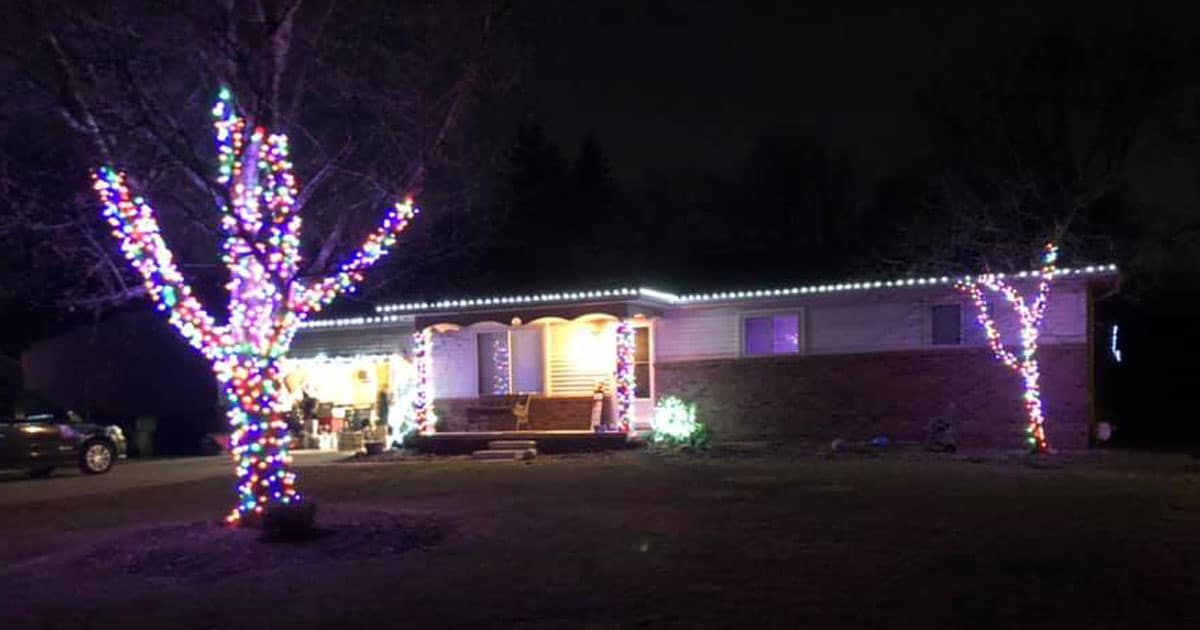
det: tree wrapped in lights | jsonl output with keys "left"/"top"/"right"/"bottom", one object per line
{"left": 956, "top": 243, "right": 1058, "bottom": 453}
{"left": 92, "top": 89, "right": 419, "bottom": 524}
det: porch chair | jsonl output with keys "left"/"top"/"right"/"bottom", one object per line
{"left": 513, "top": 394, "right": 532, "bottom": 431}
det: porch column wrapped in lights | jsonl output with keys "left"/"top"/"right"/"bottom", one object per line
{"left": 412, "top": 328, "right": 437, "bottom": 434}
{"left": 614, "top": 319, "right": 637, "bottom": 432}
{"left": 956, "top": 243, "right": 1058, "bottom": 453}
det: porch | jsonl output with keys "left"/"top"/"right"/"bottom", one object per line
{"left": 434, "top": 394, "right": 612, "bottom": 432}
{"left": 406, "top": 430, "right": 634, "bottom": 455}
{"left": 413, "top": 299, "right": 662, "bottom": 437}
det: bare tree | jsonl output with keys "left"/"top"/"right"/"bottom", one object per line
{"left": 876, "top": 30, "right": 1174, "bottom": 277}
{"left": 0, "top": 0, "right": 516, "bottom": 314}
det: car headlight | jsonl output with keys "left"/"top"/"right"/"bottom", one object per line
{"left": 106, "top": 425, "right": 125, "bottom": 439}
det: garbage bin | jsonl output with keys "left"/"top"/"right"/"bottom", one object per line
{"left": 134, "top": 415, "right": 157, "bottom": 457}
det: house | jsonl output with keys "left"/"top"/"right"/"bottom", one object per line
{"left": 288, "top": 263, "right": 1118, "bottom": 450}
{"left": 21, "top": 311, "right": 220, "bottom": 454}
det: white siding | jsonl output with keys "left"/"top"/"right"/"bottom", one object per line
{"left": 432, "top": 329, "right": 476, "bottom": 398}
{"left": 1040, "top": 286, "right": 1088, "bottom": 343}
{"left": 654, "top": 282, "right": 1091, "bottom": 362}
{"left": 655, "top": 306, "right": 741, "bottom": 361}
{"left": 961, "top": 285, "right": 1087, "bottom": 346}
{"left": 807, "top": 300, "right": 924, "bottom": 355}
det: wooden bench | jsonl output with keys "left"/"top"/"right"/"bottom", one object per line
{"left": 465, "top": 394, "right": 525, "bottom": 431}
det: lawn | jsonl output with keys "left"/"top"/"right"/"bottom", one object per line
{"left": 2, "top": 447, "right": 1199, "bottom": 629}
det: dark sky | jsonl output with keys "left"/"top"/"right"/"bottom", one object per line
{"left": 524, "top": 1, "right": 1200, "bottom": 180}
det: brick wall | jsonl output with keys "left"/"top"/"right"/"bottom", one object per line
{"left": 529, "top": 396, "right": 610, "bottom": 430}
{"left": 655, "top": 344, "right": 1091, "bottom": 449}
{"left": 433, "top": 395, "right": 608, "bottom": 432}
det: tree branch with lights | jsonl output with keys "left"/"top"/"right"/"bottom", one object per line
{"left": 956, "top": 243, "right": 1058, "bottom": 453}
{"left": 93, "top": 88, "right": 418, "bottom": 524}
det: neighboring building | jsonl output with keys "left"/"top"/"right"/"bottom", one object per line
{"left": 292, "top": 264, "right": 1117, "bottom": 449}
{"left": 21, "top": 311, "right": 220, "bottom": 454}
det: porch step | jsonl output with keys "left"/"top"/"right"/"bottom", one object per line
{"left": 472, "top": 448, "right": 537, "bottom": 461}
{"left": 488, "top": 440, "right": 537, "bottom": 450}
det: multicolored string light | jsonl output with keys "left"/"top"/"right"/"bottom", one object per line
{"left": 956, "top": 243, "right": 1058, "bottom": 453}
{"left": 491, "top": 336, "right": 511, "bottom": 395}
{"left": 94, "top": 169, "right": 226, "bottom": 360}
{"left": 412, "top": 328, "right": 437, "bottom": 435}
{"left": 614, "top": 320, "right": 637, "bottom": 432}
{"left": 93, "top": 89, "right": 420, "bottom": 524}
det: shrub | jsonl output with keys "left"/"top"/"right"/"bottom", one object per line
{"left": 650, "top": 396, "right": 708, "bottom": 449}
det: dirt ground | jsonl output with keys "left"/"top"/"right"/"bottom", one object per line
{"left": 2, "top": 446, "right": 1199, "bottom": 629}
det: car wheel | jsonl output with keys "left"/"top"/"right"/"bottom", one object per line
{"left": 80, "top": 440, "right": 115, "bottom": 474}
{"left": 28, "top": 466, "right": 55, "bottom": 478}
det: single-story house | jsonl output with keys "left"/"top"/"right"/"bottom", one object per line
{"left": 289, "top": 263, "right": 1118, "bottom": 450}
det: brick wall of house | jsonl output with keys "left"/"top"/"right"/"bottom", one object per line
{"left": 654, "top": 344, "right": 1091, "bottom": 449}
{"left": 433, "top": 395, "right": 608, "bottom": 432}
{"left": 529, "top": 396, "right": 610, "bottom": 430}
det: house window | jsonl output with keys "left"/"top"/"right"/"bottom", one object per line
{"left": 633, "top": 327, "right": 651, "bottom": 399}
{"left": 743, "top": 313, "right": 801, "bottom": 356}
{"left": 477, "top": 331, "right": 511, "bottom": 395}
{"left": 931, "top": 304, "right": 962, "bottom": 345}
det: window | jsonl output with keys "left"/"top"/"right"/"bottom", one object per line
{"left": 477, "top": 331, "right": 511, "bottom": 395}
{"left": 743, "top": 313, "right": 801, "bottom": 356}
{"left": 633, "top": 327, "right": 651, "bottom": 399}
{"left": 931, "top": 304, "right": 962, "bottom": 345}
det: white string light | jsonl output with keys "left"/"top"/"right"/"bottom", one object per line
{"left": 301, "top": 264, "right": 1118, "bottom": 331}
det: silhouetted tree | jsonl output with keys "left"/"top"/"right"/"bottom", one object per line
{"left": 897, "top": 30, "right": 1176, "bottom": 276}
{"left": 0, "top": 0, "right": 515, "bottom": 323}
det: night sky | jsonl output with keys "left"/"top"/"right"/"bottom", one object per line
{"left": 526, "top": 1, "right": 1200, "bottom": 181}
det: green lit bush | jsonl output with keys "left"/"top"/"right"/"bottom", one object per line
{"left": 650, "top": 396, "right": 708, "bottom": 448}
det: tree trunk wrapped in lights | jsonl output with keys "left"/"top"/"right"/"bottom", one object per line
{"left": 92, "top": 89, "right": 418, "bottom": 524}
{"left": 956, "top": 243, "right": 1058, "bottom": 453}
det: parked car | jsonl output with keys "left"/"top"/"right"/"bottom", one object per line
{"left": 0, "top": 391, "right": 127, "bottom": 477}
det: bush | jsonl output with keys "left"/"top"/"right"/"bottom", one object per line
{"left": 650, "top": 396, "right": 708, "bottom": 449}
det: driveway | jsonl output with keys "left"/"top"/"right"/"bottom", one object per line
{"left": 0, "top": 451, "right": 344, "bottom": 506}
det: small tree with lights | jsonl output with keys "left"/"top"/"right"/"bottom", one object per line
{"left": 955, "top": 243, "right": 1059, "bottom": 453}
{"left": 92, "top": 89, "right": 419, "bottom": 525}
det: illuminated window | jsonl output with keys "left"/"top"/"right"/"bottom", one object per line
{"left": 743, "top": 313, "right": 801, "bottom": 356}
{"left": 931, "top": 304, "right": 962, "bottom": 345}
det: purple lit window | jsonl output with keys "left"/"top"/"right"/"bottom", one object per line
{"left": 743, "top": 316, "right": 772, "bottom": 356}
{"left": 773, "top": 314, "right": 800, "bottom": 353}
{"left": 743, "top": 314, "right": 801, "bottom": 356}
